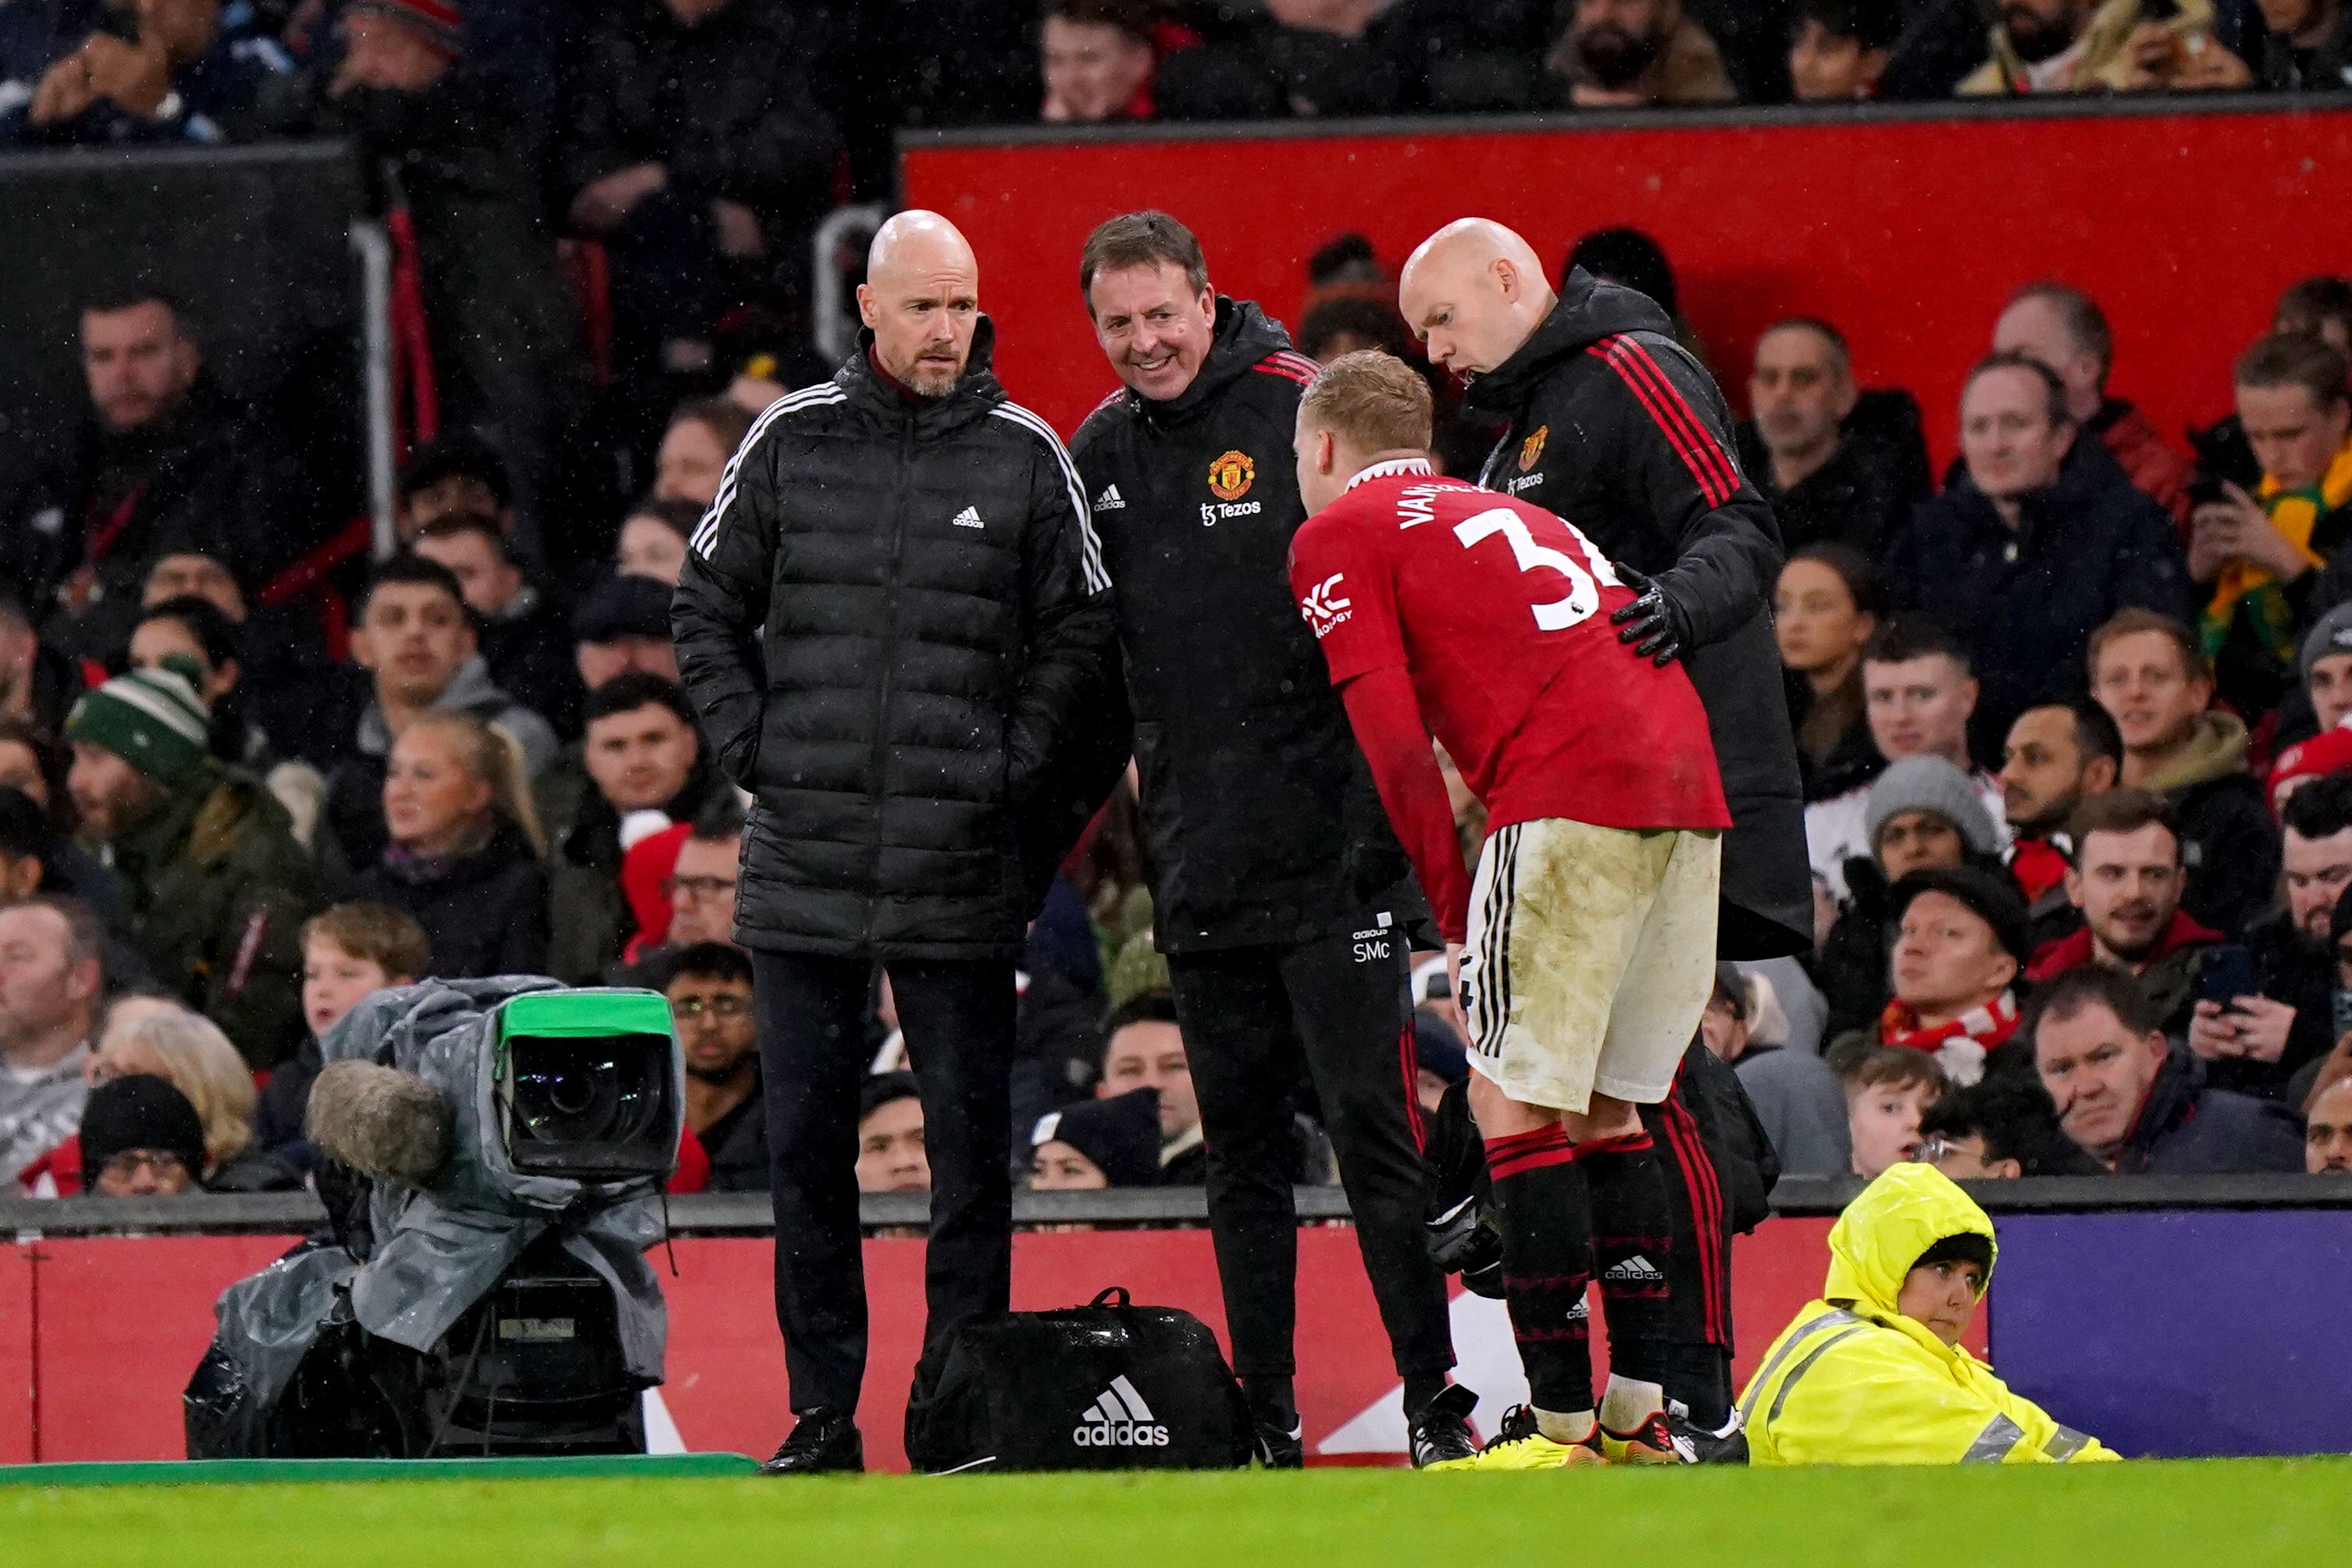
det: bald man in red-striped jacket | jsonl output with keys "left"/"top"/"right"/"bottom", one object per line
{"left": 1399, "top": 218, "right": 1811, "bottom": 1449}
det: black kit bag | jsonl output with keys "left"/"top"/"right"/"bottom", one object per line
{"left": 905, "top": 1288, "right": 1255, "bottom": 1474}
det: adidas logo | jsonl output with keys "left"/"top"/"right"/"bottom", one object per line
{"left": 1603, "top": 1255, "right": 1666, "bottom": 1285}
{"left": 952, "top": 506, "right": 985, "bottom": 529}
{"left": 1093, "top": 484, "right": 1126, "bottom": 511}
{"left": 1071, "top": 1374, "right": 1171, "bottom": 1449}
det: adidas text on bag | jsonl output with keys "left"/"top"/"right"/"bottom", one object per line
{"left": 1073, "top": 1375, "right": 1171, "bottom": 1449}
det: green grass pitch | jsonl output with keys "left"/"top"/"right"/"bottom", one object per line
{"left": 6, "top": 1458, "right": 2348, "bottom": 1566}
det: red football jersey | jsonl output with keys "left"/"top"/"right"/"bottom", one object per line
{"left": 1290, "top": 461, "right": 1730, "bottom": 833}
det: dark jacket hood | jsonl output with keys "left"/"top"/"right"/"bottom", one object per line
{"left": 1131, "top": 297, "right": 1295, "bottom": 427}
{"left": 1464, "top": 266, "right": 1677, "bottom": 414}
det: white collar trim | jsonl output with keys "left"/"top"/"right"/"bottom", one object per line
{"left": 1345, "top": 457, "right": 1434, "bottom": 492}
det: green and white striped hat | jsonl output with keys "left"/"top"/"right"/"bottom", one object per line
{"left": 64, "top": 659, "right": 212, "bottom": 783}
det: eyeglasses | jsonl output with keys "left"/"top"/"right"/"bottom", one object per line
{"left": 97, "top": 1149, "right": 189, "bottom": 1182}
{"left": 664, "top": 875, "right": 738, "bottom": 901}
{"left": 672, "top": 994, "right": 751, "bottom": 1021}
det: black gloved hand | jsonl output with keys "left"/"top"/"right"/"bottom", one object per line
{"left": 1610, "top": 566, "right": 1687, "bottom": 666}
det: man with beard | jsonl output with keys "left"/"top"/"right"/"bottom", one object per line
{"left": 1957, "top": 0, "right": 2243, "bottom": 94}
{"left": 1545, "top": 0, "right": 1736, "bottom": 107}
{"left": 2187, "top": 774, "right": 2352, "bottom": 1099}
{"left": 2024, "top": 790, "right": 2217, "bottom": 1036}
{"left": 5, "top": 287, "right": 306, "bottom": 641}
{"left": 673, "top": 210, "right": 1114, "bottom": 1474}
{"left": 1399, "top": 217, "right": 1809, "bottom": 1449}
{"left": 665, "top": 942, "right": 766, "bottom": 1192}
{"left": 1997, "top": 700, "right": 2121, "bottom": 941}
{"left": 1067, "top": 212, "right": 1476, "bottom": 1468}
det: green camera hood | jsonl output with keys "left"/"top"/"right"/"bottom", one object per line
{"left": 496, "top": 989, "right": 675, "bottom": 1042}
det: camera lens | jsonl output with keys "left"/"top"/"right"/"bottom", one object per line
{"left": 510, "top": 1039, "right": 663, "bottom": 1149}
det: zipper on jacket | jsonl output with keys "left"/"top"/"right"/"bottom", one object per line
{"left": 861, "top": 415, "right": 915, "bottom": 945}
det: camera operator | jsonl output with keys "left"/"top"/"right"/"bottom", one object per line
{"left": 673, "top": 210, "right": 1114, "bottom": 1475}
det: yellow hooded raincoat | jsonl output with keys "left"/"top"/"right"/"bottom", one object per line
{"left": 1740, "top": 1164, "right": 2118, "bottom": 1466}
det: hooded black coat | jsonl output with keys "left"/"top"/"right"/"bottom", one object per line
{"left": 1071, "top": 299, "right": 1422, "bottom": 952}
{"left": 671, "top": 323, "right": 1117, "bottom": 960}
{"left": 1464, "top": 268, "right": 1810, "bottom": 959}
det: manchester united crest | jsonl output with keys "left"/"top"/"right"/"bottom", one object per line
{"left": 1207, "top": 449, "right": 1256, "bottom": 501}
{"left": 1518, "top": 425, "right": 1548, "bottom": 472}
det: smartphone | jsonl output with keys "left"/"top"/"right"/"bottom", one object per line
{"left": 94, "top": 5, "right": 141, "bottom": 42}
{"left": 2186, "top": 474, "right": 2232, "bottom": 509}
{"left": 2332, "top": 989, "right": 2352, "bottom": 1039}
{"left": 2198, "top": 944, "right": 2258, "bottom": 1012}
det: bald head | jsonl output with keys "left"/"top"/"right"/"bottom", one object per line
{"left": 1399, "top": 219, "right": 1557, "bottom": 380}
{"left": 860, "top": 210, "right": 982, "bottom": 397}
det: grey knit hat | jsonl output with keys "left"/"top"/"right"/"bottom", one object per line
{"left": 1865, "top": 755, "right": 1998, "bottom": 857}
{"left": 2301, "top": 604, "right": 2352, "bottom": 682}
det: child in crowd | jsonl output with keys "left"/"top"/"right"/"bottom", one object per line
{"left": 1845, "top": 1047, "right": 1947, "bottom": 1179}
{"left": 251, "top": 903, "right": 431, "bottom": 1167}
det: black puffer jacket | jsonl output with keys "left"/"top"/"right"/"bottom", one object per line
{"left": 1071, "top": 300, "right": 1422, "bottom": 952}
{"left": 671, "top": 323, "right": 1117, "bottom": 960}
{"left": 1466, "top": 269, "right": 1810, "bottom": 960}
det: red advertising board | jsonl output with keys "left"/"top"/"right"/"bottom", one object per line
{"left": 902, "top": 105, "right": 2352, "bottom": 468}
{"left": 10, "top": 1218, "right": 1873, "bottom": 1467}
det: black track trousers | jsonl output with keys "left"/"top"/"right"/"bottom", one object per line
{"left": 752, "top": 950, "right": 1017, "bottom": 1414}
{"left": 1641, "top": 1075, "right": 1735, "bottom": 1351}
{"left": 1166, "top": 925, "right": 1456, "bottom": 1381}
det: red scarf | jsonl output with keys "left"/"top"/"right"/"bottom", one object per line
{"left": 1878, "top": 992, "right": 2020, "bottom": 1085}
{"left": 2008, "top": 838, "right": 2069, "bottom": 903}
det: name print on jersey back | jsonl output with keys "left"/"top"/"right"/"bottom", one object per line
{"left": 1288, "top": 469, "right": 1730, "bottom": 836}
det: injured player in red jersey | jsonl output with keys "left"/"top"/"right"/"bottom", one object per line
{"left": 1288, "top": 350, "right": 1732, "bottom": 1470}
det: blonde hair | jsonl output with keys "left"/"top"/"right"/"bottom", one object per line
{"left": 396, "top": 710, "right": 546, "bottom": 856}
{"left": 96, "top": 1005, "right": 257, "bottom": 1171}
{"left": 1299, "top": 349, "right": 1435, "bottom": 454}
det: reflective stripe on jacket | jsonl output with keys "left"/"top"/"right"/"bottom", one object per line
{"left": 1740, "top": 1163, "right": 2118, "bottom": 1466}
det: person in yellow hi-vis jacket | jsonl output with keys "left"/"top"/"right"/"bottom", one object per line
{"left": 1741, "top": 1162, "right": 2118, "bottom": 1465}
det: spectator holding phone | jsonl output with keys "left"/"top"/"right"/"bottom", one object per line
{"left": 2192, "top": 774, "right": 2352, "bottom": 1099}
{"left": 2191, "top": 335, "right": 2352, "bottom": 718}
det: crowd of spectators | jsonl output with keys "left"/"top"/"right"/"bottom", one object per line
{"left": 5, "top": 2, "right": 2352, "bottom": 1214}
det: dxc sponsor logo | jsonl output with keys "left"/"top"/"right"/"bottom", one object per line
{"left": 1299, "top": 572, "right": 1352, "bottom": 638}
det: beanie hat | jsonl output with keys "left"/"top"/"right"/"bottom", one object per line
{"left": 1032, "top": 1088, "right": 1162, "bottom": 1187}
{"left": 78, "top": 1073, "right": 208, "bottom": 1181}
{"left": 2268, "top": 727, "right": 2352, "bottom": 817}
{"left": 1890, "top": 866, "right": 2033, "bottom": 968}
{"left": 63, "top": 661, "right": 212, "bottom": 784}
{"left": 858, "top": 1070, "right": 921, "bottom": 1124}
{"left": 1106, "top": 928, "right": 1171, "bottom": 1012}
{"left": 346, "top": 0, "right": 463, "bottom": 56}
{"left": 1912, "top": 1231, "right": 1995, "bottom": 1286}
{"left": 574, "top": 573, "right": 675, "bottom": 645}
{"left": 1865, "top": 756, "right": 1999, "bottom": 858}
{"left": 2300, "top": 602, "right": 2352, "bottom": 682}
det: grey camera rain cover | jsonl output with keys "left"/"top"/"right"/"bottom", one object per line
{"left": 207, "top": 976, "right": 682, "bottom": 1413}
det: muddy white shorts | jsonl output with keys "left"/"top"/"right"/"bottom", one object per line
{"left": 1456, "top": 818, "right": 1720, "bottom": 1113}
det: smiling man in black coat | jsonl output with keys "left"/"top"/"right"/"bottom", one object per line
{"left": 1068, "top": 212, "right": 1476, "bottom": 1469}
{"left": 672, "top": 211, "right": 1114, "bottom": 1475}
